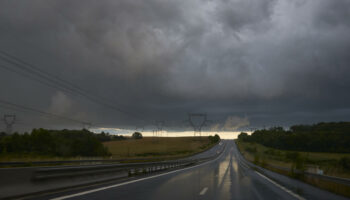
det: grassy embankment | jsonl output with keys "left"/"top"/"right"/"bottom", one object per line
{"left": 104, "top": 136, "right": 217, "bottom": 160}
{"left": 236, "top": 140, "right": 350, "bottom": 198}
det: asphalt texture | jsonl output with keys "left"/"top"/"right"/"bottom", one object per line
{"left": 30, "top": 140, "right": 349, "bottom": 200}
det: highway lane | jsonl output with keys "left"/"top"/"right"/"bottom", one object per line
{"left": 41, "top": 140, "right": 329, "bottom": 200}
{"left": 184, "top": 140, "right": 225, "bottom": 160}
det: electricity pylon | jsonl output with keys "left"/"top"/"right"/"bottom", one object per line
{"left": 187, "top": 113, "right": 210, "bottom": 137}
{"left": 3, "top": 114, "right": 16, "bottom": 134}
{"left": 155, "top": 121, "right": 164, "bottom": 137}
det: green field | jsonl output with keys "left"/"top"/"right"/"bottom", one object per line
{"left": 103, "top": 137, "right": 215, "bottom": 159}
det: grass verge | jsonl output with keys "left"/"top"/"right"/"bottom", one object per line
{"left": 235, "top": 139, "right": 350, "bottom": 198}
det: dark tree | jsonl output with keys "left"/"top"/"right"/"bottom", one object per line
{"left": 132, "top": 132, "right": 143, "bottom": 139}
{"left": 208, "top": 134, "right": 220, "bottom": 143}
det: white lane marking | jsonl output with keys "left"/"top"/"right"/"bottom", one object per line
{"left": 236, "top": 156, "right": 250, "bottom": 169}
{"left": 199, "top": 187, "right": 208, "bottom": 195}
{"left": 255, "top": 171, "right": 306, "bottom": 200}
{"left": 234, "top": 152, "right": 249, "bottom": 170}
{"left": 51, "top": 147, "right": 227, "bottom": 200}
{"left": 237, "top": 160, "right": 248, "bottom": 170}
{"left": 240, "top": 160, "right": 250, "bottom": 169}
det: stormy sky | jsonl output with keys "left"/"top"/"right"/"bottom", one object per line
{"left": 0, "top": 0, "right": 349, "bottom": 131}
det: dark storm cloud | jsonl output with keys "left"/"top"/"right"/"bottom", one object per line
{"left": 216, "top": 0, "right": 276, "bottom": 32}
{"left": 0, "top": 0, "right": 349, "bottom": 131}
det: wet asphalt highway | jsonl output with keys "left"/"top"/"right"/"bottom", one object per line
{"left": 43, "top": 140, "right": 314, "bottom": 200}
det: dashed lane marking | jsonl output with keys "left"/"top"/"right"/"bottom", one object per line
{"left": 199, "top": 187, "right": 208, "bottom": 195}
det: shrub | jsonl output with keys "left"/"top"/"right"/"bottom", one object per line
{"left": 285, "top": 152, "right": 300, "bottom": 161}
{"left": 339, "top": 157, "right": 350, "bottom": 170}
{"left": 264, "top": 149, "right": 276, "bottom": 155}
{"left": 254, "top": 154, "right": 260, "bottom": 165}
{"left": 245, "top": 146, "right": 257, "bottom": 153}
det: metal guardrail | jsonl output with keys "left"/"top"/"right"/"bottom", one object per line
{"left": 33, "top": 159, "right": 197, "bottom": 181}
{"left": 0, "top": 158, "right": 170, "bottom": 167}
{"left": 0, "top": 142, "right": 226, "bottom": 200}
{"left": 31, "top": 147, "right": 226, "bottom": 181}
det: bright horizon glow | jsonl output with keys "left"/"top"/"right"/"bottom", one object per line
{"left": 91, "top": 128, "right": 251, "bottom": 139}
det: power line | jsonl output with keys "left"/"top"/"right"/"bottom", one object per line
{"left": 0, "top": 100, "right": 106, "bottom": 129}
{"left": 0, "top": 103, "right": 105, "bottom": 131}
{"left": 0, "top": 64, "right": 84, "bottom": 98}
{"left": 0, "top": 50, "right": 145, "bottom": 122}
{"left": 0, "top": 99, "right": 88, "bottom": 125}
{"left": 1, "top": 23, "right": 147, "bottom": 124}
{"left": 0, "top": 62, "right": 140, "bottom": 124}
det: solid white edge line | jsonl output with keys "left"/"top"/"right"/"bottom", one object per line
{"left": 237, "top": 160, "right": 249, "bottom": 170}
{"left": 51, "top": 144, "right": 226, "bottom": 200}
{"left": 255, "top": 171, "right": 306, "bottom": 200}
{"left": 199, "top": 187, "right": 208, "bottom": 195}
{"left": 234, "top": 144, "right": 305, "bottom": 200}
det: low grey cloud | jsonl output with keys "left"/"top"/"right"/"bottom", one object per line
{"left": 211, "top": 116, "right": 250, "bottom": 131}
{"left": 0, "top": 0, "right": 349, "bottom": 131}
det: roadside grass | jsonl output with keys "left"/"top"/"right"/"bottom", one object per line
{"left": 236, "top": 140, "right": 350, "bottom": 178}
{"left": 103, "top": 137, "right": 215, "bottom": 159}
{"left": 0, "top": 137, "right": 217, "bottom": 167}
{"left": 236, "top": 140, "right": 350, "bottom": 198}
{"left": 0, "top": 137, "right": 215, "bottom": 162}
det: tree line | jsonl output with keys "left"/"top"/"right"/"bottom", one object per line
{"left": 0, "top": 129, "right": 127, "bottom": 157}
{"left": 238, "top": 122, "right": 350, "bottom": 153}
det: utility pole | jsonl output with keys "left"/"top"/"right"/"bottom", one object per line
{"left": 187, "top": 113, "right": 210, "bottom": 137}
{"left": 3, "top": 114, "right": 16, "bottom": 134}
